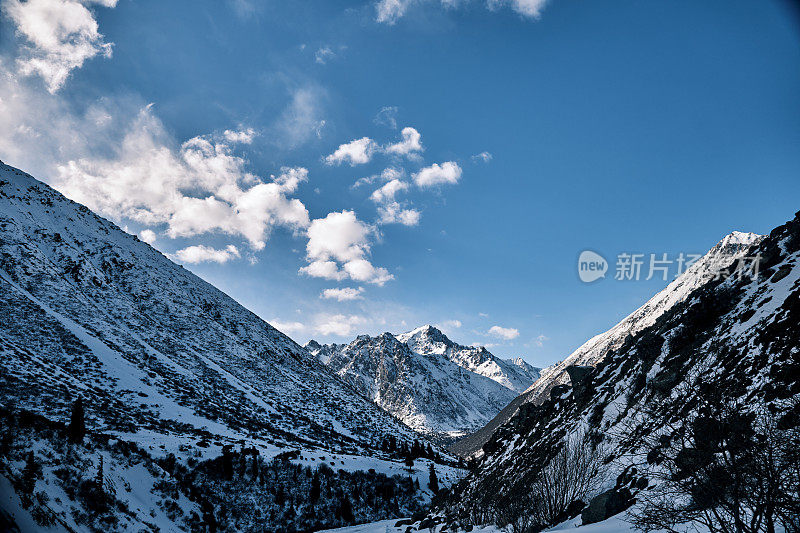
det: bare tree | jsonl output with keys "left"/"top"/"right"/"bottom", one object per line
{"left": 529, "top": 429, "right": 607, "bottom": 527}
{"left": 628, "top": 390, "right": 800, "bottom": 533}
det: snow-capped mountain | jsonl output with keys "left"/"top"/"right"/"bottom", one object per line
{"left": 435, "top": 212, "right": 800, "bottom": 529}
{"left": 449, "top": 230, "right": 762, "bottom": 458}
{"left": 397, "top": 325, "right": 540, "bottom": 394}
{"left": 0, "top": 162, "right": 461, "bottom": 532}
{"left": 306, "top": 326, "right": 540, "bottom": 441}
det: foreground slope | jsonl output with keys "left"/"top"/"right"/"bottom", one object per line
{"left": 450, "top": 230, "right": 761, "bottom": 457}
{"left": 439, "top": 211, "right": 800, "bottom": 526}
{"left": 0, "top": 161, "right": 418, "bottom": 451}
{"left": 307, "top": 326, "right": 540, "bottom": 440}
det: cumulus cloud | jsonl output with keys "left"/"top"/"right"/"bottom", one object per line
{"left": 173, "top": 244, "right": 241, "bottom": 264}
{"left": 413, "top": 161, "right": 462, "bottom": 187}
{"left": 54, "top": 107, "right": 310, "bottom": 250}
{"left": 3, "top": 0, "right": 118, "bottom": 93}
{"left": 370, "top": 178, "right": 409, "bottom": 203}
{"left": 300, "top": 210, "right": 392, "bottom": 285}
{"left": 321, "top": 287, "right": 365, "bottom": 301}
{"left": 534, "top": 334, "right": 549, "bottom": 347}
{"left": 376, "top": 202, "right": 421, "bottom": 226}
{"left": 369, "top": 177, "right": 420, "bottom": 226}
{"left": 315, "top": 314, "right": 366, "bottom": 336}
{"left": 324, "top": 137, "right": 378, "bottom": 166}
{"left": 440, "top": 319, "right": 462, "bottom": 329}
{"left": 488, "top": 325, "right": 520, "bottom": 340}
{"left": 374, "top": 106, "right": 398, "bottom": 129}
{"left": 385, "top": 126, "right": 422, "bottom": 157}
{"left": 138, "top": 229, "right": 156, "bottom": 244}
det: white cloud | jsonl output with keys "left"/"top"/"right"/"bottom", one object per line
{"left": 413, "top": 161, "right": 462, "bottom": 187}
{"left": 375, "top": 0, "right": 548, "bottom": 24}
{"left": 315, "top": 314, "right": 366, "bottom": 336}
{"left": 138, "top": 229, "right": 156, "bottom": 244}
{"left": 270, "top": 319, "right": 306, "bottom": 335}
{"left": 374, "top": 106, "right": 398, "bottom": 129}
{"left": 488, "top": 0, "right": 548, "bottom": 18}
{"left": 440, "top": 319, "right": 462, "bottom": 329}
{"left": 173, "top": 244, "right": 240, "bottom": 264}
{"left": 53, "top": 107, "right": 310, "bottom": 250}
{"left": 324, "top": 137, "right": 377, "bottom": 166}
{"left": 300, "top": 210, "right": 392, "bottom": 285}
{"left": 471, "top": 151, "right": 493, "bottom": 163}
{"left": 370, "top": 178, "right": 409, "bottom": 203}
{"left": 488, "top": 325, "right": 520, "bottom": 340}
{"left": 4, "top": 0, "right": 118, "bottom": 93}
{"left": 534, "top": 334, "right": 549, "bottom": 347}
{"left": 223, "top": 128, "right": 256, "bottom": 144}
{"left": 314, "top": 46, "right": 335, "bottom": 64}
{"left": 300, "top": 260, "right": 347, "bottom": 281}
{"left": 377, "top": 202, "right": 421, "bottom": 226}
{"left": 321, "top": 287, "right": 365, "bottom": 301}
{"left": 375, "top": 0, "right": 414, "bottom": 24}
{"left": 385, "top": 126, "right": 422, "bottom": 157}
{"left": 353, "top": 167, "right": 404, "bottom": 189}
{"left": 369, "top": 178, "right": 420, "bottom": 226}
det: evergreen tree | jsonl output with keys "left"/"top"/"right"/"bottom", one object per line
{"left": 310, "top": 471, "right": 321, "bottom": 504}
{"left": 339, "top": 496, "right": 354, "bottom": 523}
{"left": 68, "top": 397, "right": 85, "bottom": 444}
{"left": 21, "top": 451, "right": 39, "bottom": 497}
{"left": 428, "top": 463, "right": 439, "bottom": 494}
{"left": 404, "top": 454, "right": 414, "bottom": 473}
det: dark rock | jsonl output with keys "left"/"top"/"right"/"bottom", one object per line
{"left": 649, "top": 370, "right": 679, "bottom": 394}
{"left": 550, "top": 384, "right": 570, "bottom": 401}
{"left": 394, "top": 519, "right": 413, "bottom": 527}
{"left": 566, "top": 365, "right": 595, "bottom": 404}
{"left": 581, "top": 488, "right": 633, "bottom": 525}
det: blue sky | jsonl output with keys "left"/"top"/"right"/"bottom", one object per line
{"left": 1, "top": 0, "right": 799, "bottom": 367}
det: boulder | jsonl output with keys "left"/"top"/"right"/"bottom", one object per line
{"left": 566, "top": 365, "right": 595, "bottom": 404}
{"left": 581, "top": 488, "right": 633, "bottom": 525}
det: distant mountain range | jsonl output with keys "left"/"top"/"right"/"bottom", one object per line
{"left": 306, "top": 325, "right": 540, "bottom": 441}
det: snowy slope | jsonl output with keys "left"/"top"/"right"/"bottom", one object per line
{"left": 438, "top": 211, "right": 800, "bottom": 528}
{"left": 449, "top": 231, "right": 762, "bottom": 457}
{"left": 306, "top": 330, "right": 529, "bottom": 440}
{"left": 0, "top": 161, "right": 424, "bottom": 458}
{"left": 0, "top": 161, "right": 469, "bottom": 531}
